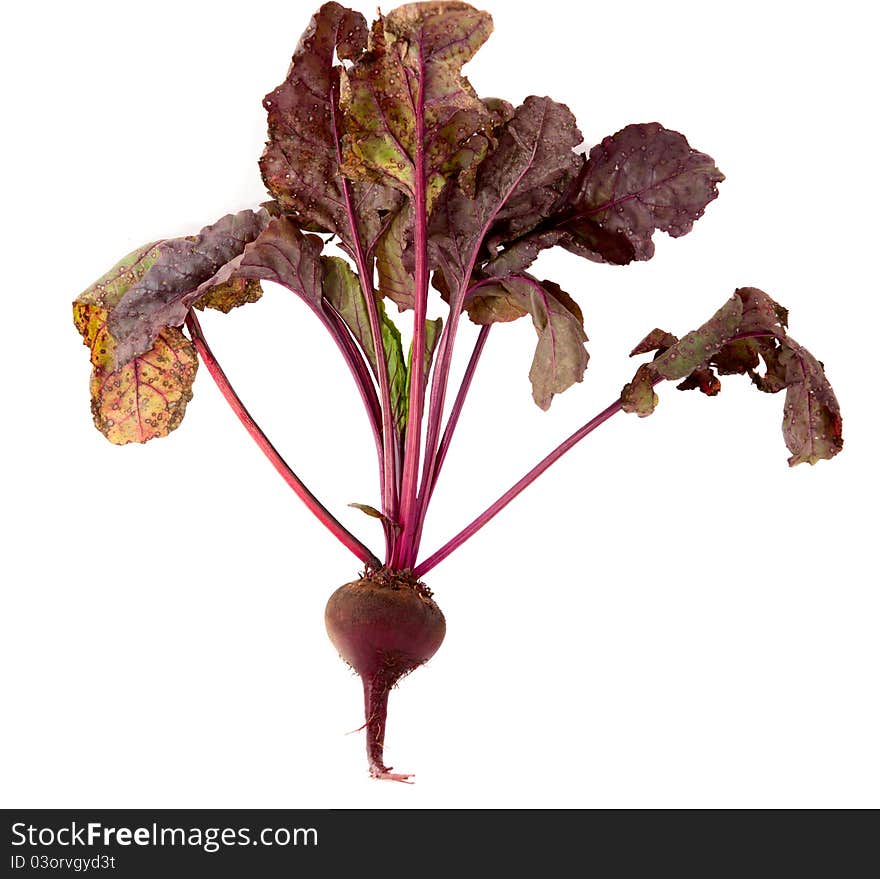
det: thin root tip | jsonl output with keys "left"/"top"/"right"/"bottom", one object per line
{"left": 370, "top": 766, "right": 415, "bottom": 784}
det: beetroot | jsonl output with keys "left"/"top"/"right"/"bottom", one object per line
{"left": 72, "top": 1, "right": 843, "bottom": 782}
{"left": 325, "top": 572, "right": 445, "bottom": 782}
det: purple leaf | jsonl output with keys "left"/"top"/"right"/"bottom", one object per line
{"left": 466, "top": 275, "right": 588, "bottom": 409}
{"left": 576, "top": 123, "right": 724, "bottom": 261}
{"left": 200, "top": 216, "right": 325, "bottom": 311}
{"left": 430, "top": 96, "right": 583, "bottom": 292}
{"left": 108, "top": 209, "right": 271, "bottom": 367}
{"left": 484, "top": 123, "right": 722, "bottom": 275}
{"left": 260, "top": 2, "right": 401, "bottom": 248}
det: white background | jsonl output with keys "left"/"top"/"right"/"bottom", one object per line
{"left": 2, "top": 0, "right": 877, "bottom": 808}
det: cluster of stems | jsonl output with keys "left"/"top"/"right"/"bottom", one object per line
{"left": 185, "top": 154, "right": 767, "bottom": 575}
{"left": 185, "top": 283, "right": 632, "bottom": 579}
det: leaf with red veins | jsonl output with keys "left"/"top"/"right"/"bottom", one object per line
{"left": 466, "top": 275, "right": 587, "bottom": 409}
{"left": 89, "top": 329, "right": 197, "bottom": 445}
{"left": 485, "top": 123, "right": 721, "bottom": 274}
{"left": 74, "top": 244, "right": 197, "bottom": 445}
{"left": 199, "top": 216, "right": 326, "bottom": 312}
{"left": 430, "top": 96, "right": 583, "bottom": 292}
{"left": 480, "top": 100, "right": 583, "bottom": 251}
{"left": 623, "top": 288, "right": 842, "bottom": 466}
{"left": 108, "top": 209, "right": 270, "bottom": 367}
{"left": 576, "top": 123, "right": 724, "bottom": 261}
{"left": 450, "top": 97, "right": 515, "bottom": 198}
{"left": 341, "top": 2, "right": 493, "bottom": 205}
{"left": 485, "top": 221, "right": 636, "bottom": 277}
{"left": 776, "top": 341, "right": 842, "bottom": 466}
{"left": 649, "top": 295, "right": 744, "bottom": 382}
{"left": 260, "top": 2, "right": 401, "bottom": 246}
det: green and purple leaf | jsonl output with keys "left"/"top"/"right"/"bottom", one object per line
{"left": 375, "top": 206, "right": 415, "bottom": 310}
{"left": 403, "top": 316, "right": 443, "bottom": 427}
{"left": 260, "top": 2, "right": 401, "bottom": 248}
{"left": 108, "top": 209, "right": 271, "bottom": 367}
{"left": 623, "top": 288, "right": 843, "bottom": 465}
{"left": 73, "top": 244, "right": 198, "bottom": 445}
{"left": 198, "top": 215, "right": 326, "bottom": 310}
{"left": 323, "top": 256, "right": 408, "bottom": 431}
{"left": 341, "top": 1, "right": 493, "bottom": 205}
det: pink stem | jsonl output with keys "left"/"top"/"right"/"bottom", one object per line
{"left": 413, "top": 395, "right": 630, "bottom": 578}
{"left": 186, "top": 312, "right": 380, "bottom": 569}
{"left": 433, "top": 324, "right": 491, "bottom": 488}
{"left": 413, "top": 328, "right": 779, "bottom": 577}
{"left": 411, "top": 166, "right": 539, "bottom": 569}
{"left": 411, "top": 324, "right": 491, "bottom": 553}
{"left": 332, "top": 76, "right": 399, "bottom": 557}
{"left": 395, "top": 54, "right": 429, "bottom": 569}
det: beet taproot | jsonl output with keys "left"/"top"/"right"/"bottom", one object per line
{"left": 325, "top": 571, "right": 445, "bottom": 782}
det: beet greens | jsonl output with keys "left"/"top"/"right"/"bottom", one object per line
{"left": 72, "top": 1, "right": 843, "bottom": 781}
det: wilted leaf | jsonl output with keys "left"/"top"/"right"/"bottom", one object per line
{"left": 623, "top": 288, "right": 842, "bottom": 465}
{"left": 193, "top": 277, "right": 262, "bottom": 314}
{"left": 74, "top": 244, "right": 198, "bottom": 444}
{"left": 349, "top": 502, "right": 400, "bottom": 530}
{"left": 621, "top": 364, "right": 658, "bottom": 416}
{"left": 109, "top": 209, "right": 270, "bottom": 367}
{"left": 629, "top": 328, "right": 679, "bottom": 357}
{"left": 774, "top": 341, "right": 843, "bottom": 466}
{"left": 676, "top": 368, "right": 721, "bottom": 396}
{"left": 649, "top": 295, "right": 743, "bottom": 381}
{"left": 465, "top": 280, "right": 529, "bottom": 324}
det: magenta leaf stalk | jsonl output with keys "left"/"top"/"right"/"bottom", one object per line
{"left": 332, "top": 80, "right": 400, "bottom": 550}
{"left": 413, "top": 394, "right": 630, "bottom": 578}
{"left": 411, "top": 323, "right": 491, "bottom": 553}
{"left": 395, "top": 64, "right": 430, "bottom": 569}
{"left": 186, "top": 312, "right": 379, "bottom": 569}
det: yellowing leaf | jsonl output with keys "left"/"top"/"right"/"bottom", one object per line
{"left": 194, "top": 277, "right": 262, "bottom": 314}
{"left": 89, "top": 327, "right": 197, "bottom": 445}
{"left": 74, "top": 244, "right": 198, "bottom": 445}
